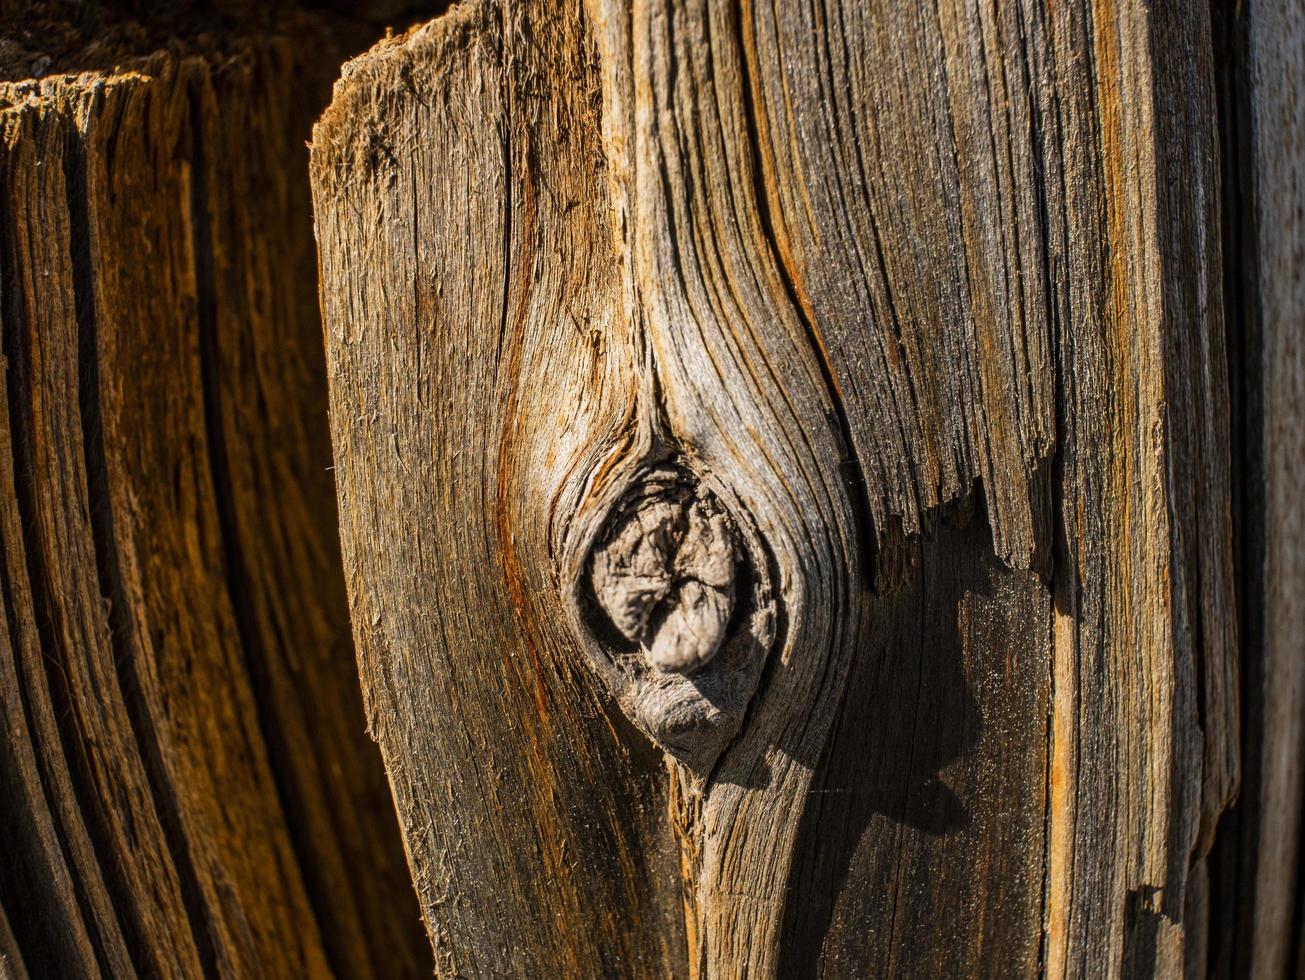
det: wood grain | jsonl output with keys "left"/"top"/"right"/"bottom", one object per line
{"left": 0, "top": 900, "right": 24, "bottom": 980}
{"left": 0, "top": 17, "right": 428, "bottom": 977}
{"left": 780, "top": 509, "right": 1050, "bottom": 977}
{"left": 314, "top": 5, "right": 685, "bottom": 975}
{"left": 312, "top": 0, "right": 1238, "bottom": 975}
{"left": 1246, "top": 2, "right": 1305, "bottom": 972}
{"left": 1208, "top": 1, "right": 1305, "bottom": 977}
{"left": 1041, "top": 3, "right": 1238, "bottom": 975}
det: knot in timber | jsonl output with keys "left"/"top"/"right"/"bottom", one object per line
{"left": 590, "top": 467, "right": 738, "bottom": 674}
{"left": 571, "top": 460, "right": 772, "bottom": 769}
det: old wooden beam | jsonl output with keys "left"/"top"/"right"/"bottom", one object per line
{"left": 311, "top": 0, "right": 1238, "bottom": 974}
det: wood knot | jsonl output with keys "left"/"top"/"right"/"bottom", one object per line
{"left": 571, "top": 461, "right": 774, "bottom": 770}
{"left": 589, "top": 467, "right": 738, "bottom": 674}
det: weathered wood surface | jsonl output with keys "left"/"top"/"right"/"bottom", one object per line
{"left": 313, "top": 0, "right": 1238, "bottom": 976}
{"left": 0, "top": 13, "right": 428, "bottom": 978}
{"left": 317, "top": 7, "right": 687, "bottom": 974}
{"left": 0, "top": 900, "right": 24, "bottom": 980}
{"left": 1245, "top": 2, "right": 1305, "bottom": 971}
{"left": 1208, "top": 1, "right": 1305, "bottom": 977}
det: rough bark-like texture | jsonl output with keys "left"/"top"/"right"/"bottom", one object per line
{"left": 0, "top": 901, "right": 25, "bottom": 980}
{"left": 1041, "top": 4, "right": 1237, "bottom": 975}
{"left": 312, "top": 0, "right": 1237, "bottom": 976}
{"left": 1208, "top": 1, "right": 1304, "bottom": 978}
{"left": 0, "top": 13, "right": 428, "bottom": 978}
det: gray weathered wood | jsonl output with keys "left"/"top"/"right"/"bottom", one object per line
{"left": 315, "top": 7, "right": 686, "bottom": 974}
{"left": 1247, "top": 1, "right": 1305, "bottom": 971}
{"left": 312, "top": 0, "right": 1239, "bottom": 975}
{"left": 1207, "top": 1, "right": 1305, "bottom": 977}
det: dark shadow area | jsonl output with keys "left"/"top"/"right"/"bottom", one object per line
{"left": 0, "top": 0, "right": 446, "bottom": 82}
{"left": 777, "top": 493, "right": 1051, "bottom": 977}
{"left": 1122, "top": 886, "right": 1165, "bottom": 979}
{"left": 776, "top": 506, "right": 980, "bottom": 975}
{"left": 1205, "top": 2, "right": 1305, "bottom": 978}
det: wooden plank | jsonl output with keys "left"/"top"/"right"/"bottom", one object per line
{"left": 189, "top": 43, "right": 428, "bottom": 977}
{"left": 1039, "top": 2, "right": 1237, "bottom": 974}
{"left": 312, "top": 0, "right": 1238, "bottom": 975}
{"left": 1247, "top": 2, "right": 1305, "bottom": 972}
{"left": 314, "top": 6, "right": 686, "bottom": 974}
{"left": 0, "top": 90, "right": 189, "bottom": 979}
{"left": 1209, "top": 0, "right": 1305, "bottom": 976}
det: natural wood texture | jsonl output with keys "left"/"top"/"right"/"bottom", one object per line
{"left": 0, "top": 14, "right": 428, "bottom": 978}
{"left": 780, "top": 510, "right": 1050, "bottom": 977}
{"left": 0, "top": 900, "right": 26, "bottom": 980}
{"left": 1245, "top": 2, "right": 1305, "bottom": 972}
{"left": 313, "top": 0, "right": 1238, "bottom": 975}
{"left": 315, "top": 6, "right": 686, "bottom": 974}
{"left": 1040, "top": 4, "right": 1237, "bottom": 974}
{"left": 1208, "top": 1, "right": 1305, "bottom": 977}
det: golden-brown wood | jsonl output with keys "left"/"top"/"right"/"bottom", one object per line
{"left": 0, "top": 900, "right": 25, "bottom": 980}
{"left": 0, "top": 11, "right": 428, "bottom": 977}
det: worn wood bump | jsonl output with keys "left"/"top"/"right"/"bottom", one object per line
{"left": 589, "top": 464, "right": 738, "bottom": 674}
{"left": 575, "top": 458, "right": 775, "bottom": 769}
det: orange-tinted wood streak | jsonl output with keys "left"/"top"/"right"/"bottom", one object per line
{"left": 493, "top": 69, "right": 552, "bottom": 722}
{"left": 1042, "top": 0, "right": 1236, "bottom": 975}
